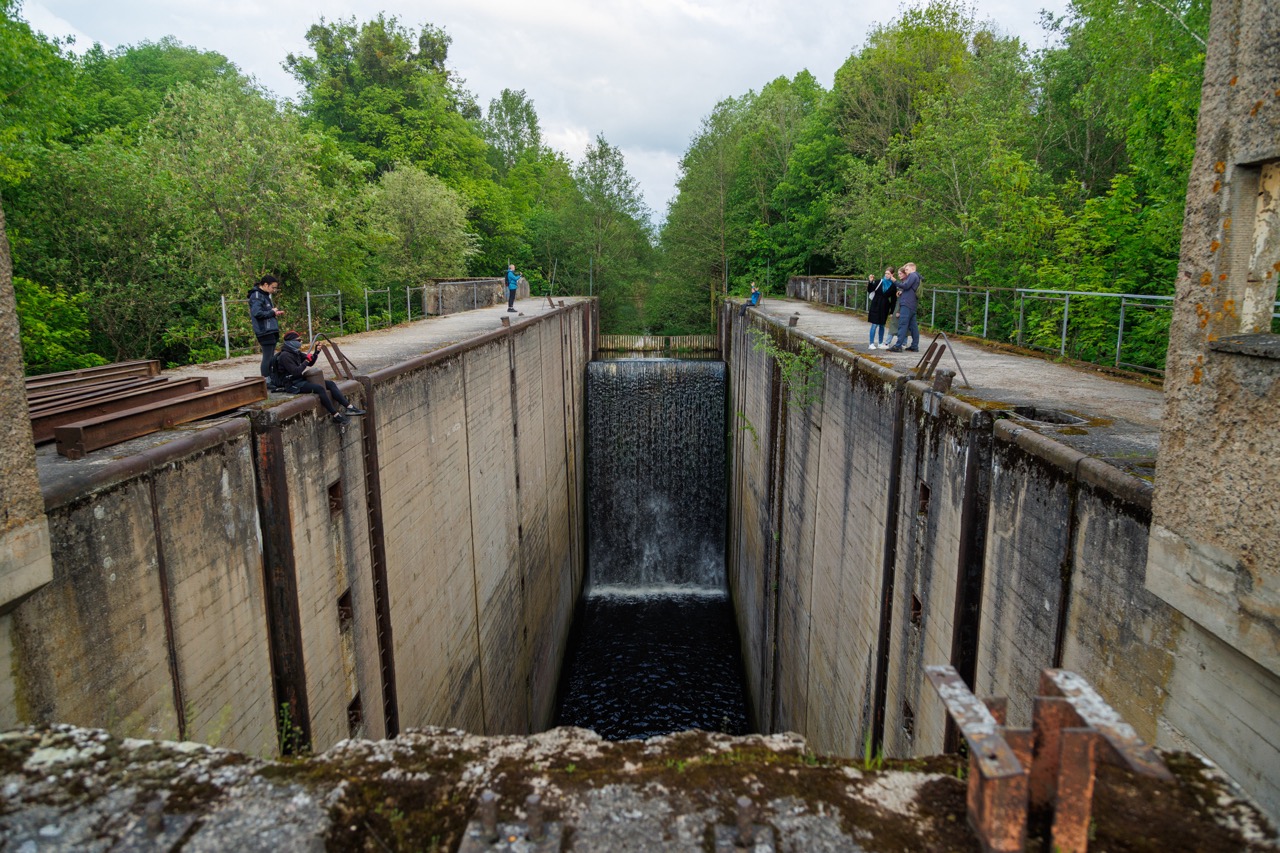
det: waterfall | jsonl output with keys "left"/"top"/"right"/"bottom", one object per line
{"left": 586, "top": 358, "right": 726, "bottom": 592}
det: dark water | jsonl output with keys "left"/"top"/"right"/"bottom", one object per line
{"left": 554, "top": 590, "right": 749, "bottom": 739}
{"left": 553, "top": 358, "right": 750, "bottom": 739}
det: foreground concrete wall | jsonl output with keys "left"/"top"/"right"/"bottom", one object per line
{"left": 724, "top": 303, "right": 1279, "bottom": 821}
{"left": 7, "top": 302, "right": 593, "bottom": 756}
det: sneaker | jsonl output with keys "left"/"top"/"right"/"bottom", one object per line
{"left": 507, "top": 308, "right": 516, "bottom": 313}
{"left": 345, "top": 406, "right": 366, "bottom": 416}
{"left": 333, "top": 412, "right": 348, "bottom": 425}
{"left": 869, "top": 343, "right": 878, "bottom": 350}
{"left": 887, "top": 346, "right": 903, "bottom": 353}
{"left": 906, "top": 347, "right": 919, "bottom": 352}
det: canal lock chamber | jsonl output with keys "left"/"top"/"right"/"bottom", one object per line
{"left": 553, "top": 356, "right": 751, "bottom": 739}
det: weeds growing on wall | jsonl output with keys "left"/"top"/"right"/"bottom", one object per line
{"left": 748, "top": 327, "right": 823, "bottom": 411}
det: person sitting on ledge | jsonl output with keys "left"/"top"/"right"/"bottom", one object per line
{"left": 273, "top": 331, "right": 366, "bottom": 426}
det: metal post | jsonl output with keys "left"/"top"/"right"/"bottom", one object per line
{"left": 337, "top": 293, "right": 344, "bottom": 334}
{"left": 406, "top": 287, "right": 411, "bottom": 321}
{"left": 983, "top": 291, "right": 990, "bottom": 339}
{"left": 1017, "top": 293, "right": 1025, "bottom": 347}
{"left": 364, "top": 290, "right": 371, "bottom": 332}
{"left": 1116, "top": 299, "right": 1126, "bottom": 367}
{"left": 931, "top": 290, "right": 938, "bottom": 327}
{"left": 221, "top": 295, "right": 231, "bottom": 360}
{"left": 1061, "top": 294, "right": 1070, "bottom": 355}
{"left": 306, "top": 292, "right": 314, "bottom": 342}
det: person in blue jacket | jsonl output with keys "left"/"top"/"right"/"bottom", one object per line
{"left": 248, "top": 274, "right": 284, "bottom": 377}
{"left": 886, "top": 263, "right": 921, "bottom": 352}
{"left": 506, "top": 264, "right": 520, "bottom": 312}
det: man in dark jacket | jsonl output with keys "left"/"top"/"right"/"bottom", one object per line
{"left": 274, "top": 331, "right": 366, "bottom": 426}
{"left": 887, "top": 262, "right": 921, "bottom": 352}
{"left": 249, "top": 275, "right": 284, "bottom": 377}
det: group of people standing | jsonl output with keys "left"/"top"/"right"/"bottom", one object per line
{"left": 865, "top": 263, "right": 920, "bottom": 352}
{"left": 248, "top": 275, "right": 366, "bottom": 426}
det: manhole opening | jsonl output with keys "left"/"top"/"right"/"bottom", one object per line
{"left": 1007, "top": 405, "right": 1088, "bottom": 426}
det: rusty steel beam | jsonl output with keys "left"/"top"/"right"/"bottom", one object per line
{"left": 1039, "top": 669, "right": 1173, "bottom": 781}
{"left": 925, "top": 666, "right": 1028, "bottom": 853}
{"left": 27, "top": 377, "right": 162, "bottom": 410}
{"left": 24, "top": 359, "right": 161, "bottom": 392}
{"left": 54, "top": 379, "right": 266, "bottom": 459}
{"left": 31, "top": 378, "right": 207, "bottom": 443}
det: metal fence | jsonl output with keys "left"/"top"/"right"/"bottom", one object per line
{"left": 218, "top": 280, "right": 510, "bottom": 360}
{"left": 792, "top": 277, "right": 1280, "bottom": 376}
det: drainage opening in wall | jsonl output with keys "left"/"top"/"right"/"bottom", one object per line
{"left": 553, "top": 357, "right": 751, "bottom": 740}
{"left": 1004, "top": 405, "right": 1088, "bottom": 427}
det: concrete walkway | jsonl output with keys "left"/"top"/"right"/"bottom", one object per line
{"left": 748, "top": 298, "right": 1164, "bottom": 468}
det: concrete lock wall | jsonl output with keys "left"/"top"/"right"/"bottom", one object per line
{"left": 7, "top": 302, "right": 593, "bottom": 756}
{"left": 723, "top": 303, "right": 1278, "bottom": 816}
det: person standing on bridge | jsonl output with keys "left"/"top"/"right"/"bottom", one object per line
{"left": 249, "top": 274, "right": 284, "bottom": 378}
{"left": 887, "top": 263, "right": 921, "bottom": 353}
{"left": 867, "top": 268, "right": 897, "bottom": 350}
{"left": 506, "top": 263, "right": 520, "bottom": 313}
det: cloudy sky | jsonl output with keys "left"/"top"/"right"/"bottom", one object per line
{"left": 21, "top": 0, "right": 1069, "bottom": 222}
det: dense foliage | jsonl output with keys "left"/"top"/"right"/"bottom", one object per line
{"left": 4, "top": 0, "right": 1209, "bottom": 369}
{"left": 655, "top": 0, "right": 1209, "bottom": 356}
{"left": 2, "top": 5, "right": 654, "bottom": 370}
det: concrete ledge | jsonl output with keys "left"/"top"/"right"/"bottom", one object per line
{"left": 250, "top": 379, "right": 365, "bottom": 428}
{"left": 0, "top": 517, "right": 52, "bottom": 614}
{"left": 993, "top": 417, "right": 1088, "bottom": 474}
{"left": 42, "top": 418, "right": 252, "bottom": 512}
{"left": 1076, "top": 457, "right": 1153, "bottom": 512}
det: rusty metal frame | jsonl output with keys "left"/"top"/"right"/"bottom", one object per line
{"left": 27, "top": 377, "right": 162, "bottom": 409}
{"left": 25, "top": 360, "right": 161, "bottom": 393}
{"left": 311, "top": 334, "right": 358, "bottom": 381}
{"left": 31, "top": 378, "right": 208, "bottom": 444}
{"left": 54, "top": 379, "right": 266, "bottom": 459}
{"left": 927, "top": 665, "right": 1173, "bottom": 853}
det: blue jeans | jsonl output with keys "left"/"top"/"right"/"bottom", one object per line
{"left": 869, "top": 324, "right": 886, "bottom": 344}
{"left": 897, "top": 305, "right": 919, "bottom": 349}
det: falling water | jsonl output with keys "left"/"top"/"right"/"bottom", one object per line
{"left": 584, "top": 358, "right": 726, "bottom": 592}
{"left": 555, "top": 357, "right": 749, "bottom": 739}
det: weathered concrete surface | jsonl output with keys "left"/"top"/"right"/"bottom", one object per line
{"left": 1141, "top": 0, "right": 1280, "bottom": 823}
{"left": 7, "top": 299, "right": 594, "bottom": 759}
{"left": 723, "top": 299, "right": 1279, "bottom": 823}
{"left": 2, "top": 724, "right": 1274, "bottom": 852}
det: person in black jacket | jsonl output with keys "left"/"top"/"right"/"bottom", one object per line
{"left": 274, "top": 331, "right": 366, "bottom": 425}
{"left": 867, "top": 268, "right": 897, "bottom": 350}
{"left": 249, "top": 275, "right": 284, "bottom": 377}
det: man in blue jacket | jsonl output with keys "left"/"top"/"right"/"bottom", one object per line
{"left": 506, "top": 264, "right": 520, "bottom": 312}
{"left": 248, "top": 274, "right": 284, "bottom": 376}
{"left": 887, "top": 263, "right": 921, "bottom": 352}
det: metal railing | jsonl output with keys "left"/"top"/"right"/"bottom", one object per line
{"left": 789, "top": 278, "right": 1275, "bottom": 376}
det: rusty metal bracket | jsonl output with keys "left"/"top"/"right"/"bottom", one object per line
{"left": 31, "top": 378, "right": 208, "bottom": 444}
{"left": 925, "top": 666, "right": 1028, "bottom": 853}
{"left": 311, "top": 334, "right": 358, "bottom": 381}
{"left": 914, "top": 331, "right": 971, "bottom": 388}
{"left": 927, "top": 665, "right": 1173, "bottom": 853}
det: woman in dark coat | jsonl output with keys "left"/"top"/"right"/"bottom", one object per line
{"left": 866, "top": 268, "right": 897, "bottom": 350}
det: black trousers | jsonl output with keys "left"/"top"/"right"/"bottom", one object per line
{"left": 507, "top": 287, "right": 516, "bottom": 309}
{"left": 293, "top": 380, "right": 350, "bottom": 415}
{"left": 258, "top": 334, "right": 279, "bottom": 376}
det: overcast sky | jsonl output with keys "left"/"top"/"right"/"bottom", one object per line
{"left": 21, "top": 0, "right": 1069, "bottom": 223}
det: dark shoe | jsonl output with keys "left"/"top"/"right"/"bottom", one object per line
{"left": 345, "top": 406, "right": 366, "bottom": 416}
{"left": 507, "top": 308, "right": 516, "bottom": 312}
{"left": 887, "top": 346, "right": 903, "bottom": 353}
{"left": 333, "top": 413, "right": 348, "bottom": 425}
{"left": 906, "top": 347, "right": 919, "bottom": 352}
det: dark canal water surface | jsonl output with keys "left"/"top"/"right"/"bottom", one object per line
{"left": 553, "top": 358, "right": 751, "bottom": 739}
{"left": 553, "top": 589, "right": 750, "bottom": 739}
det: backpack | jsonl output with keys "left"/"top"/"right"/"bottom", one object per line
{"left": 266, "top": 353, "right": 290, "bottom": 392}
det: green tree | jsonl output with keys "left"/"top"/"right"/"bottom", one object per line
{"left": 364, "top": 164, "right": 478, "bottom": 285}
{"left": 482, "top": 88, "right": 542, "bottom": 179}
{"left": 12, "top": 276, "right": 105, "bottom": 374}
{"left": 0, "top": 0, "right": 73, "bottom": 184}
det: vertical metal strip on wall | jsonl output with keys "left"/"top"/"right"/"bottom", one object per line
{"left": 357, "top": 377, "right": 400, "bottom": 738}
{"left": 251, "top": 422, "right": 313, "bottom": 753}
{"left": 148, "top": 478, "right": 187, "bottom": 742}
{"left": 871, "top": 375, "right": 910, "bottom": 751}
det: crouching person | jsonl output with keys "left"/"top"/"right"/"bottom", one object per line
{"left": 275, "top": 330, "right": 365, "bottom": 426}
